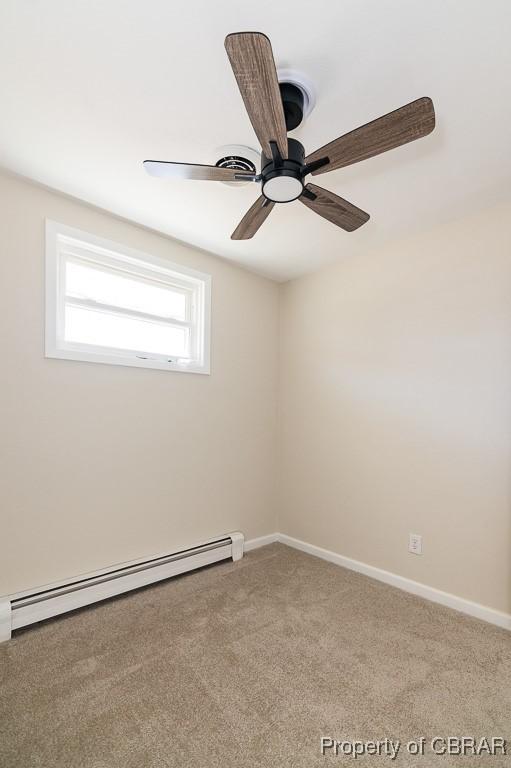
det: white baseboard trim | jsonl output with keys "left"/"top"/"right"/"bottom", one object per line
{"left": 244, "top": 533, "right": 280, "bottom": 552}
{"left": 245, "top": 532, "right": 511, "bottom": 631}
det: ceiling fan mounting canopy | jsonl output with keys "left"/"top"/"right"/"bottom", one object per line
{"left": 279, "top": 82, "right": 305, "bottom": 131}
{"left": 143, "top": 31, "right": 435, "bottom": 240}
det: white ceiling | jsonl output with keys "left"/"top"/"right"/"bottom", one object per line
{"left": 1, "top": 1, "right": 510, "bottom": 281}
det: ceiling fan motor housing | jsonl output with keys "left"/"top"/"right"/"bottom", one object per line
{"left": 261, "top": 138, "right": 305, "bottom": 203}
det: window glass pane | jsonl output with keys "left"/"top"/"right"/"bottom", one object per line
{"left": 66, "top": 260, "right": 187, "bottom": 321}
{"left": 64, "top": 305, "right": 189, "bottom": 358}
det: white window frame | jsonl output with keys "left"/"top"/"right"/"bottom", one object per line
{"left": 45, "top": 220, "right": 211, "bottom": 374}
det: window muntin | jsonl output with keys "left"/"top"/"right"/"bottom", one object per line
{"left": 46, "top": 221, "right": 211, "bottom": 373}
{"left": 65, "top": 258, "right": 189, "bottom": 322}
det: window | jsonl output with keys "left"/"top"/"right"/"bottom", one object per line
{"left": 45, "top": 221, "right": 211, "bottom": 373}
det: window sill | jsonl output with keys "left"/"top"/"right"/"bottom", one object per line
{"left": 45, "top": 346, "right": 210, "bottom": 375}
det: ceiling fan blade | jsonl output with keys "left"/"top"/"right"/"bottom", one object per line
{"left": 225, "top": 32, "right": 288, "bottom": 160}
{"left": 305, "top": 97, "right": 435, "bottom": 175}
{"left": 299, "top": 184, "right": 369, "bottom": 232}
{"left": 143, "top": 160, "right": 254, "bottom": 182}
{"left": 231, "top": 196, "right": 275, "bottom": 240}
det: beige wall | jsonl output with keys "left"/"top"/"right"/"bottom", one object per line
{"left": 2, "top": 167, "right": 510, "bottom": 617}
{"left": 0, "top": 171, "right": 279, "bottom": 595}
{"left": 280, "top": 201, "right": 511, "bottom": 614}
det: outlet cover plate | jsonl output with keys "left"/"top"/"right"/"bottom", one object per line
{"left": 409, "top": 533, "right": 422, "bottom": 555}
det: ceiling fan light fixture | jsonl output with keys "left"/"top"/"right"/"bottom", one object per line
{"left": 262, "top": 174, "right": 303, "bottom": 203}
{"left": 260, "top": 136, "right": 305, "bottom": 203}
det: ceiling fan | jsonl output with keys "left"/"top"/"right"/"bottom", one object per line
{"left": 144, "top": 32, "right": 435, "bottom": 240}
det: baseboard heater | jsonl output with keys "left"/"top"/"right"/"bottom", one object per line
{"left": 0, "top": 531, "right": 244, "bottom": 643}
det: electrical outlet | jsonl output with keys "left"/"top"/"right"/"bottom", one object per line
{"left": 409, "top": 533, "right": 422, "bottom": 555}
